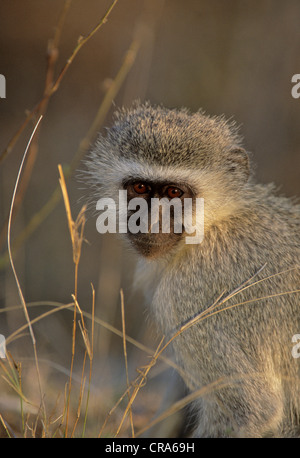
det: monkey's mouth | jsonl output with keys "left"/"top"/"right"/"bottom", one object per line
{"left": 128, "top": 232, "right": 182, "bottom": 258}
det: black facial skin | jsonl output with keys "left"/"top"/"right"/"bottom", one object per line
{"left": 122, "top": 179, "right": 196, "bottom": 258}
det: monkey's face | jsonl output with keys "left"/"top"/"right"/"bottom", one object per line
{"left": 84, "top": 103, "right": 250, "bottom": 256}
{"left": 121, "top": 179, "right": 196, "bottom": 258}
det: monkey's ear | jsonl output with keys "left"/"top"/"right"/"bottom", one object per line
{"left": 225, "top": 147, "right": 250, "bottom": 183}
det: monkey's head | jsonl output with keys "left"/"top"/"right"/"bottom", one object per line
{"left": 84, "top": 102, "right": 250, "bottom": 259}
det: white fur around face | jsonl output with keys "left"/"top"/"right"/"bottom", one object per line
{"left": 90, "top": 155, "right": 244, "bottom": 231}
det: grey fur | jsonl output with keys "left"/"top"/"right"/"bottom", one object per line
{"left": 84, "top": 102, "right": 300, "bottom": 437}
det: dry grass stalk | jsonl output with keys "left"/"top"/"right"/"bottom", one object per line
{"left": 5, "top": 303, "right": 74, "bottom": 348}
{"left": 58, "top": 164, "right": 87, "bottom": 436}
{"left": 0, "top": 413, "right": 12, "bottom": 438}
{"left": 120, "top": 289, "right": 135, "bottom": 437}
{"left": 58, "top": 165, "right": 96, "bottom": 437}
{"left": 113, "top": 337, "right": 165, "bottom": 437}
{"left": 58, "top": 164, "right": 86, "bottom": 269}
{"left": 0, "top": 353, "right": 29, "bottom": 407}
{"left": 81, "top": 284, "right": 95, "bottom": 438}
{"left": 6, "top": 116, "right": 46, "bottom": 430}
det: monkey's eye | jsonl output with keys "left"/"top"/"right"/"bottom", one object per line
{"left": 166, "top": 186, "right": 183, "bottom": 198}
{"left": 133, "top": 183, "right": 149, "bottom": 194}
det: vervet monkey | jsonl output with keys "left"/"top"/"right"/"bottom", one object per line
{"left": 84, "top": 102, "right": 300, "bottom": 437}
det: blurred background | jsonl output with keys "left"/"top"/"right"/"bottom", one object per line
{"left": 0, "top": 0, "right": 299, "bottom": 437}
